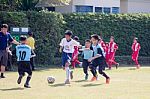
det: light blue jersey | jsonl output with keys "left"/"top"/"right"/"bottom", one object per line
{"left": 16, "top": 44, "right": 31, "bottom": 61}
{"left": 82, "top": 46, "right": 93, "bottom": 59}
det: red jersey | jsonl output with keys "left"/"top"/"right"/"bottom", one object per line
{"left": 108, "top": 42, "right": 118, "bottom": 53}
{"left": 99, "top": 40, "right": 106, "bottom": 51}
{"left": 132, "top": 43, "right": 141, "bottom": 52}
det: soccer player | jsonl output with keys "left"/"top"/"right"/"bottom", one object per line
{"left": 105, "top": 42, "right": 110, "bottom": 63}
{"left": 16, "top": 36, "right": 32, "bottom": 88}
{"left": 108, "top": 36, "right": 119, "bottom": 69}
{"left": 59, "top": 30, "right": 79, "bottom": 84}
{"left": 0, "top": 24, "right": 19, "bottom": 78}
{"left": 72, "top": 36, "right": 81, "bottom": 69}
{"left": 132, "top": 37, "right": 141, "bottom": 69}
{"left": 81, "top": 39, "right": 93, "bottom": 80}
{"left": 89, "top": 34, "right": 110, "bottom": 84}
{"left": 99, "top": 37, "right": 106, "bottom": 52}
{"left": 27, "top": 31, "right": 36, "bottom": 71}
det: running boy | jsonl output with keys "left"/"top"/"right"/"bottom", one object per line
{"left": 72, "top": 36, "right": 81, "bottom": 69}
{"left": 89, "top": 34, "right": 110, "bottom": 84}
{"left": 16, "top": 36, "right": 32, "bottom": 88}
{"left": 59, "top": 30, "right": 79, "bottom": 84}
{"left": 108, "top": 36, "right": 119, "bottom": 69}
{"left": 132, "top": 37, "right": 141, "bottom": 69}
{"left": 81, "top": 39, "right": 93, "bottom": 80}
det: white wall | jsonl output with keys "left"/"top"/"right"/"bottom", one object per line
{"left": 120, "top": 0, "right": 128, "bottom": 13}
{"left": 127, "top": 0, "right": 150, "bottom": 13}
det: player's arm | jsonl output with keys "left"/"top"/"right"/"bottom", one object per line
{"left": 88, "top": 48, "right": 102, "bottom": 62}
{"left": 8, "top": 34, "right": 20, "bottom": 45}
{"left": 59, "top": 38, "right": 64, "bottom": 53}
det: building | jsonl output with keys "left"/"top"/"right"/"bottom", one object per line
{"left": 55, "top": 0, "right": 120, "bottom": 13}
{"left": 40, "top": 0, "right": 150, "bottom": 13}
{"left": 120, "top": 0, "right": 150, "bottom": 13}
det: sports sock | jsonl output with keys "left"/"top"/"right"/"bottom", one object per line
{"left": 1, "top": 73, "right": 4, "bottom": 77}
{"left": 99, "top": 70, "right": 109, "bottom": 79}
{"left": 25, "top": 76, "right": 31, "bottom": 85}
{"left": 66, "top": 67, "right": 70, "bottom": 80}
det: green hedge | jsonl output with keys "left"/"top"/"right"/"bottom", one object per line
{"left": 0, "top": 12, "right": 150, "bottom": 65}
{"left": 63, "top": 13, "right": 150, "bottom": 56}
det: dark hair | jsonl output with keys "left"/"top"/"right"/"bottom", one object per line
{"left": 20, "top": 35, "right": 27, "bottom": 41}
{"left": 85, "top": 39, "right": 91, "bottom": 43}
{"left": 28, "top": 31, "right": 33, "bottom": 36}
{"left": 1, "top": 24, "right": 8, "bottom": 28}
{"left": 74, "top": 36, "right": 79, "bottom": 41}
{"left": 110, "top": 36, "right": 114, "bottom": 40}
{"left": 65, "top": 30, "right": 73, "bottom": 36}
{"left": 91, "top": 34, "right": 100, "bottom": 40}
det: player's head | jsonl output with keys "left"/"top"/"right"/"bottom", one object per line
{"left": 110, "top": 36, "right": 114, "bottom": 42}
{"left": 105, "top": 42, "right": 109, "bottom": 46}
{"left": 1, "top": 24, "right": 8, "bottom": 34}
{"left": 91, "top": 34, "right": 100, "bottom": 45}
{"left": 133, "top": 37, "right": 138, "bottom": 43}
{"left": 85, "top": 39, "right": 91, "bottom": 48}
{"left": 28, "top": 31, "right": 33, "bottom": 37}
{"left": 74, "top": 36, "right": 79, "bottom": 41}
{"left": 65, "top": 30, "right": 73, "bottom": 40}
{"left": 20, "top": 35, "right": 27, "bottom": 44}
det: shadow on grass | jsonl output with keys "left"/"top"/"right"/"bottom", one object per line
{"left": 128, "top": 68, "right": 136, "bottom": 70}
{"left": 74, "top": 80, "right": 87, "bottom": 83}
{"left": 49, "top": 83, "right": 65, "bottom": 87}
{"left": 82, "top": 83, "right": 104, "bottom": 87}
{"left": 0, "top": 87, "right": 24, "bottom": 91}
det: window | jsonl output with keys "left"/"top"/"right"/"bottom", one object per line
{"left": 76, "top": 5, "right": 93, "bottom": 12}
{"left": 112, "top": 7, "right": 119, "bottom": 13}
{"left": 47, "top": 7, "right": 55, "bottom": 11}
{"left": 95, "top": 7, "right": 102, "bottom": 13}
{"left": 103, "top": 7, "right": 111, "bottom": 14}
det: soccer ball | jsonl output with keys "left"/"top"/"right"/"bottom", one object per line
{"left": 47, "top": 76, "right": 55, "bottom": 84}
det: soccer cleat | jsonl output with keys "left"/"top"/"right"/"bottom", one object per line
{"left": 70, "top": 71, "right": 73, "bottom": 80}
{"left": 1, "top": 75, "right": 6, "bottom": 78}
{"left": 85, "top": 74, "right": 88, "bottom": 80}
{"left": 136, "top": 65, "right": 140, "bottom": 69}
{"left": 91, "top": 77, "right": 97, "bottom": 82}
{"left": 24, "top": 84, "right": 31, "bottom": 88}
{"left": 106, "top": 78, "right": 110, "bottom": 84}
{"left": 116, "top": 63, "right": 119, "bottom": 69}
{"left": 65, "top": 79, "right": 70, "bottom": 84}
{"left": 17, "top": 76, "right": 23, "bottom": 84}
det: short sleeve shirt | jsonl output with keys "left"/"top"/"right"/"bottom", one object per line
{"left": 59, "top": 38, "right": 79, "bottom": 53}
{"left": 0, "top": 32, "right": 13, "bottom": 50}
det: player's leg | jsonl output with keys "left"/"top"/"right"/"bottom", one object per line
{"left": 98, "top": 60, "right": 110, "bottom": 84}
{"left": 89, "top": 62, "right": 97, "bottom": 81}
{"left": 17, "top": 62, "right": 25, "bottom": 84}
{"left": 0, "top": 51, "right": 8, "bottom": 78}
{"left": 24, "top": 62, "right": 32, "bottom": 88}
{"left": 135, "top": 52, "right": 140, "bottom": 69}
{"left": 82, "top": 59, "right": 89, "bottom": 80}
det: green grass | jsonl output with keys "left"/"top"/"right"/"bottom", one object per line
{"left": 0, "top": 66, "right": 150, "bottom": 99}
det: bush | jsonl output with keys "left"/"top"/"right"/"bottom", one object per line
{"left": 0, "top": 11, "right": 150, "bottom": 65}
{"left": 63, "top": 13, "right": 150, "bottom": 57}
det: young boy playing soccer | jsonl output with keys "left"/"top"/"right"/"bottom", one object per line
{"left": 89, "top": 34, "right": 110, "bottom": 84}
{"left": 108, "top": 36, "right": 119, "bottom": 69}
{"left": 16, "top": 36, "right": 32, "bottom": 88}
{"left": 59, "top": 30, "right": 79, "bottom": 84}
{"left": 132, "top": 37, "right": 141, "bottom": 69}
{"left": 81, "top": 39, "right": 94, "bottom": 80}
{"left": 72, "top": 36, "right": 81, "bottom": 69}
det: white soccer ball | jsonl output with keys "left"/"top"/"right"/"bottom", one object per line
{"left": 47, "top": 76, "right": 55, "bottom": 84}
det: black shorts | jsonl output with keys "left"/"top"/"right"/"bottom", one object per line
{"left": 91, "top": 58, "right": 106, "bottom": 70}
{"left": 0, "top": 50, "right": 8, "bottom": 66}
{"left": 18, "top": 61, "right": 32, "bottom": 76}
{"left": 82, "top": 59, "right": 91, "bottom": 68}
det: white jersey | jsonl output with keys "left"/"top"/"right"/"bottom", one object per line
{"left": 59, "top": 38, "right": 79, "bottom": 53}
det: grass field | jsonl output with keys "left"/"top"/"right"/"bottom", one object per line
{"left": 0, "top": 66, "right": 150, "bottom": 99}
